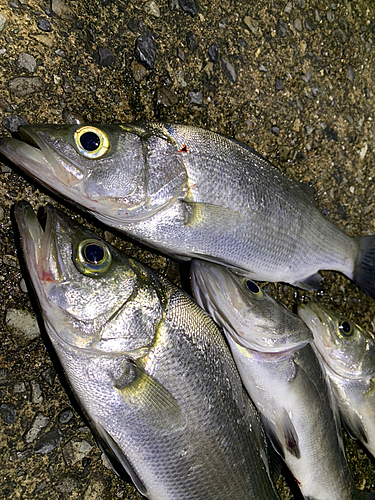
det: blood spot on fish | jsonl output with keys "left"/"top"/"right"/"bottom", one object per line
{"left": 178, "top": 144, "right": 189, "bottom": 153}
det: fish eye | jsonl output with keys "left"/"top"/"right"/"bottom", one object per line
{"left": 245, "top": 279, "right": 264, "bottom": 299}
{"left": 338, "top": 319, "right": 353, "bottom": 337}
{"left": 74, "top": 126, "right": 110, "bottom": 159}
{"left": 74, "top": 239, "right": 112, "bottom": 276}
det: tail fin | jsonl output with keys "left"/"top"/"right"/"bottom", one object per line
{"left": 353, "top": 235, "right": 375, "bottom": 299}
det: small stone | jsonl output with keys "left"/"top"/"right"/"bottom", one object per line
{"left": 62, "top": 109, "right": 84, "bottom": 125}
{"left": 31, "top": 380, "right": 43, "bottom": 404}
{"left": 5, "top": 308, "right": 40, "bottom": 346}
{"left": 51, "top": 0, "right": 75, "bottom": 19}
{"left": 258, "top": 63, "right": 267, "bottom": 72}
{"left": 365, "top": 87, "right": 370, "bottom": 99}
{"left": 276, "top": 19, "right": 287, "bottom": 37}
{"left": 175, "top": 69, "right": 187, "bottom": 87}
{"left": 301, "top": 70, "right": 312, "bottom": 83}
{"left": 16, "top": 52, "right": 37, "bottom": 73}
{"left": 0, "top": 206, "right": 4, "bottom": 221}
{"left": 178, "top": 47, "right": 185, "bottom": 61}
{"left": 0, "top": 13, "right": 7, "bottom": 32}
{"left": 292, "top": 118, "right": 301, "bottom": 132}
{"left": 279, "top": 146, "right": 290, "bottom": 161}
{"left": 94, "top": 48, "right": 115, "bottom": 67}
{"left": 62, "top": 439, "right": 93, "bottom": 466}
{"left": 178, "top": 0, "right": 199, "bottom": 17}
{"left": 305, "top": 18, "right": 314, "bottom": 31}
{"left": 34, "top": 428, "right": 62, "bottom": 454}
{"left": 156, "top": 87, "right": 178, "bottom": 106}
{"left": 37, "top": 18, "right": 52, "bottom": 32}
{"left": 186, "top": 32, "right": 198, "bottom": 52}
{"left": 188, "top": 91, "right": 203, "bottom": 104}
{"left": 131, "top": 60, "right": 147, "bottom": 82}
{"left": 58, "top": 408, "right": 74, "bottom": 425}
{"left": 55, "top": 475, "right": 79, "bottom": 493}
{"left": 134, "top": 32, "right": 156, "bottom": 70}
{"left": 243, "top": 17, "right": 258, "bottom": 35}
{"left": 144, "top": 0, "right": 160, "bottom": 17}
{"left": 9, "top": 77, "right": 46, "bottom": 97}
{"left": 275, "top": 77, "right": 284, "bottom": 91}
{"left": 310, "top": 81, "right": 322, "bottom": 96}
{"left": 41, "top": 367, "right": 56, "bottom": 386}
{"left": 220, "top": 58, "right": 236, "bottom": 82}
{"left": 127, "top": 18, "right": 139, "bottom": 34}
{"left": 0, "top": 98, "right": 12, "bottom": 112}
{"left": 294, "top": 18, "right": 303, "bottom": 31}
{"left": 0, "top": 403, "right": 16, "bottom": 424}
{"left": 17, "top": 449, "right": 32, "bottom": 461}
{"left": 2, "top": 114, "right": 29, "bottom": 133}
{"left": 347, "top": 65, "right": 355, "bottom": 83}
{"left": 326, "top": 11, "right": 335, "bottom": 22}
{"left": 24, "top": 413, "right": 49, "bottom": 443}
{"left": 284, "top": 1, "right": 292, "bottom": 14}
{"left": 208, "top": 43, "right": 218, "bottom": 62}
{"left": 31, "top": 34, "right": 55, "bottom": 48}
{"left": 13, "top": 381, "right": 26, "bottom": 393}
{"left": 271, "top": 126, "right": 280, "bottom": 135}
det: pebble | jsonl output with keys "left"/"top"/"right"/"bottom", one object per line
{"left": 9, "top": 77, "right": 46, "bottom": 97}
{"left": 178, "top": 0, "right": 199, "bottom": 17}
{"left": 186, "top": 32, "right": 198, "bottom": 52}
{"left": 326, "top": 11, "right": 335, "bottom": 22}
{"left": 188, "top": 91, "right": 203, "bottom": 104}
{"left": 347, "top": 65, "right": 355, "bottom": 83}
{"left": 37, "top": 18, "right": 52, "bottom": 32}
{"left": 24, "top": 412, "right": 49, "bottom": 443}
{"left": 305, "top": 18, "right": 314, "bottom": 31}
{"left": 134, "top": 32, "right": 156, "bottom": 70}
{"left": 41, "top": 367, "right": 56, "bottom": 386}
{"left": 220, "top": 58, "right": 236, "bottom": 83}
{"left": 276, "top": 19, "right": 287, "bottom": 37}
{"left": 294, "top": 18, "right": 303, "bottom": 32}
{"left": 271, "top": 126, "right": 280, "bottom": 135}
{"left": 2, "top": 114, "right": 29, "bottom": 133}
{"left": 301, "top": 70, "right": 312, "bottom": 83}
{"left": 54, "top": 475, "right": 78, "bottom": 493}
{"left": 58, "top": 408, "right": 74, "bottom": 424}
{"left": 13, "top": 381, "right": 26, "bottom": 393}
{"left": 0, "top": 206, "right": 4, "bottom": 221}
{"left": 208, "top": 43, "right": 219, "bottom": 62}
{"left": 144, "top": 0, "right": 160, "bottom": 17}
{"left": 131, "top": 60, "right": 147, "bottom": 82}
{"left": 0, "top": 13, "right": 7, "bottom": 32}
{"left": 258, "top": 63, "right": 267, "bottom": 72}
{"left": 62, "top": 439, "right": 93, "bottom": 466}
{"left": 62, "top": 109, "right": 84, "bottom": 124}
{"left": 178, "top": 47, "right": 185, "bottom": 61}
{"left": 51, "top": 0, "right": 75, "bottom": 20}
{"left": 95, "top": 47, "right": 115, "bottom": 67}
{"left": 275, "top": 77, "right": 284, "bottom": 91}
{"left": 17, "top": 52, "right": 37, "bottom": 73}
{"left": 34, "top": 428, "right": 62, "bottom": 454}
{"left": 31, "top": 380, "right": 43, "bottom": 404}
{"left": 0, "top": 402, "right": 16, "bottom": 424}
{"left": 5, "top": 308, "right": 40, "bottom": 346}
{"left": 156, "top": 87, "right": 178, "bottom": 106}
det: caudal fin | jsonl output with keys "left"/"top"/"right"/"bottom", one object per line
{"left": 353, "top": 235, "right": 375, "bottom": 299}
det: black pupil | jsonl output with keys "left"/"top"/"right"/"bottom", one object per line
{"left": 246, "top": 280, "right": 260, "bottom": 294}
{"left": 80, "top": 131, "right": 100, "bottom": 152}
{"left": 340, "top": 321, "right": 351, "bottom": 335}
{"left": 84, "top": 243, "right": 104, "bottom": 264}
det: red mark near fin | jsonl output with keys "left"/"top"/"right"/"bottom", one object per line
{"left": 178, "top": 144, "right": 188, "bottom": 153}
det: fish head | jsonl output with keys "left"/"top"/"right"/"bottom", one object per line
{"left": 298, "top": 302, "right": 375, "bottom": 379}
{"left": 3, "top": 124, "right": 188, "bottom": 224}
{"left": 15, "top": 201, "right": 165, "bottom": 356}
{"left": 191, "top": 260, "right": 312, "bottom": 352}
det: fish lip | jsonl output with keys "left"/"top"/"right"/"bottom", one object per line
{"left": 298, "top": 302, "right": 335, "bottom": 351}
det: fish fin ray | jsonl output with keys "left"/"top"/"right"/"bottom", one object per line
{"left": 113, "top": 359, "right": 186, "bottom": 431}
{"left": 353, "top": 235, "right": 375, "bottom": 299}
{"left": 181, "top": 201, "right": 244, "bottom": 228}
{"left": 292, "top": 272, "right": 323, "bottom": 291}
{"left": 95, "top": 421, "right": 148, "bottom": 496}
{"left": 280, "top": 408, "right": 300, "bottom": 458}
{"left": 260, "top": 414, "right": 285, "bottom": 460}
{"left": 343, "top": 412, "right": 368, "bottom": 444}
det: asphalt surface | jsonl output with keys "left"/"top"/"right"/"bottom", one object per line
{"left": 0, "top": 0, "right": 375, "bottom": 498}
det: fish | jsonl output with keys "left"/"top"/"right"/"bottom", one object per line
{"left": 298, "top": 302, "right": 375, "bottom": 460}
{"left": 1, "top": 122, "right": 375, "bottom": 298}
{"left": 190, "top": 259, "right": 375, "bottom": 500}
{"left": 14, "top": 200, "right": 281, "bottom": 500}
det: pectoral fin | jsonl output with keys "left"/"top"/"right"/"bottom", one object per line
{"left": 113, "top": 359, "right": 186, "bottom": 431}
{"left": 343, "top": 413, "right": 368, "bottom": 444}
{"left": 96, "top": 421, "right": 148, "bottom": 496}
{"left": 293, "top": 272, "right": 323, "bottom": 292}
{"left": 182, "top": 201, "right": 244, "bottom": 229}
{"left": 261, "top": 409, "right": 300, "bottom": 460}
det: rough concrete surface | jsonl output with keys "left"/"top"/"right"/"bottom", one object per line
{"left": 0, "top": 0, "right": 375, "bottom": 498}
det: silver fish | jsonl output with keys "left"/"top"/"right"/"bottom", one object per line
{"left": 15, "top": 201, "right": 280, "bottom": 500}
{"left": 298, "top": 302, "right": 375, "bottom": 460}
{"left": 191, "top": 260, "right": 374, "bottom": 500}
{"left": 1, "top": 123, "right": 375, "bottom": 297}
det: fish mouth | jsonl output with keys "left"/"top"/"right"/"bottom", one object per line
{"left": 297, "top": 302, "right": 335, "bottom": 351}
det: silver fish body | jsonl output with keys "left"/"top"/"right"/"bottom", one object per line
{"left": 1, "top": 122, "right": 375, "bottom": 297}
{"left": 298, "top": 302, "right": 375, "bottom": 460}
{"left": 15, "top": 201, "right": 280, "bottom": 500}
{"left": 191, "top": 260, "right": 369, "bottom": 500}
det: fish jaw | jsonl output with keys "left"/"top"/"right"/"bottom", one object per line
{"left": 191, "top": 260, "right": 312, "bottom": 352}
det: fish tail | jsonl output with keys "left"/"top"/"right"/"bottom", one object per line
{"left": 353, "top": 235, "right": 375, "bottom": 299}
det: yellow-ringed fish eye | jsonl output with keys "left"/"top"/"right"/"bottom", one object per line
{"left": 244, "top": 279, "right": 264, "bottom": 299}
{"left": 74, "top": 239, "right": 112, "bottom": 276}
{"left": 338, "top": 318, "right": 353, "bottom": 338}
{"left": 74, "top": 126, "right": 110, "bottom": 159}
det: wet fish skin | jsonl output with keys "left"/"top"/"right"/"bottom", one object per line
{"left": 191, "top": 260, "right": 371, "bottom": 500}
{"left": 1, "top": 122, "right": 375, "bottom": 297}
{"left": 15, "top": 200, "right": 280, "bottom": 500}
{"left": 298, "top": 302, "right": 375, "bottom": 460}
